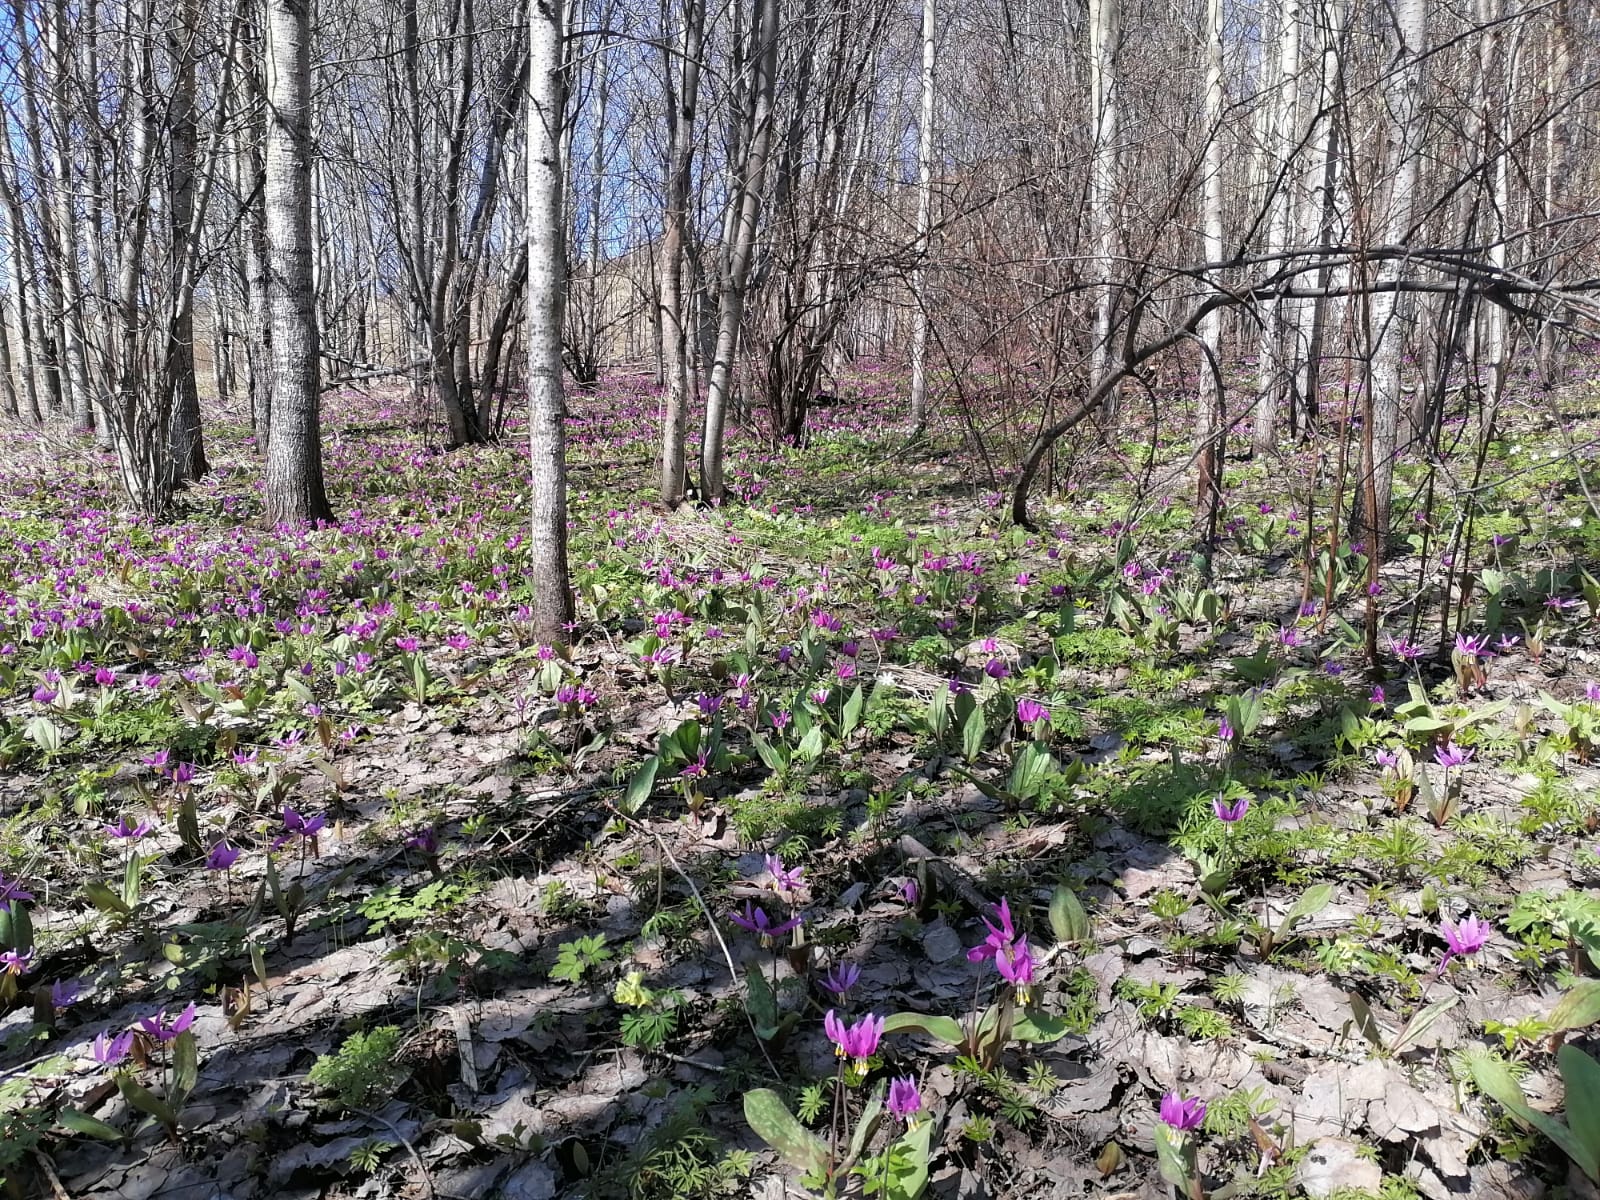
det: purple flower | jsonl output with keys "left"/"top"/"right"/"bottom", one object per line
{"left": 729, "top": 901, "right": 803, "bottom": 943}
{"left": 0, "top": 872, "right": 33, "bottom": 912}
{"left": 1586, "top": 681, "right": 1600, "bottom": 703}
{"left": 966, "top": 898, "right": 1018, "bottom": 964}
{"left": 1016, "top": 697, "right": 1049, "bottom": 727}
{"left": 406, "top": 829, "right": 439, "bottom": 855}
{"left": 899, "top": 878, "right": 919, "bottom": 907}
{"left": 822, "top": 961, "right": 861, "bottom": 999}
{"left": 1386, "top": 636, "right": 1424, "bottom": 662}
{"left": 1369, "top": 685, "right": 1386, "bottom": 706}
{"left": 983, "top": 658, "right": 1010, "bottom": 680}
{"left": 1454, "top": 632, "right": 1490, "bottom": 658}
{"left": 206, "top": 842, "right": 241, "bottom": 871}
{"left": 1375, "top": 749, "right": 1400, "bottom": 769}
{"left": 94, "top": 667, "right": 117, "bottom": 687}
{"left": 1439, "top": 913, "right": 1491, "bottom": 973}
{"left": 1217, "top": 716, "right": 1235, "bottom": 743}
{"left": 1212, "top": 795, "right": 1249, "bottom": 823}
{"left": 1159, "top": 1091, "right": 1207, "bottom": 1132}
{"left": 141, "top": 749, "right": 170, "bottom": 772}
{"left": 1278, "top": 626, "right": 1302, "bottom": 648}
{"left": 273, "top": 805, "right": 325, "bottom": 850}
{"left": 0, "top": 948, "right": 32, "bottom": 976}
{"left": 90, "top": 1029, "right": 134, "bottom": 1066}
{"left": 105, "top": 815, "right": 153, "bottom": 841}
{"left": 137, "top": 1001, "right": 198, "bottom": 1042}
{"left": 765, "top": 855, "right": 805, "bottom": 895}
{"left": 887, "top": 1076, "right": 923, "bottom": 1123}
{"left": 1434, "top": 742, "right": 1474, "bottom": 770}
{"left": 824, "top": 1010, "right": 884, "bottom": 1063}
{"left": 994, "top": 935, "right": 1035, "bottom": 1003}
{"left": 51, "top": 978, "right": 81, "bottom": 1008}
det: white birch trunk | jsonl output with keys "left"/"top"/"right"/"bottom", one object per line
{"left": 1252, "top": 0, "right": 1301, "bottom": 450}
{"left": 262, "top": 0, "right": 332, "bottom": 524}
{"left": 907, "top": 0, "right": 936, "bottom": 433}
{"left": 1196, "top": 0, "right": 1226, "bottom": 502}
{"left": 1360, "top": 0, "right": 1427, "bottom": 556}
{"left": 1086, "top": 0, "right": 1120, "bottom": 387}
{"left": 528, "top": 0, "right": 575, "bottom": 643}
{"left": 699, "top": 0, "right": 779, "bottom": 502}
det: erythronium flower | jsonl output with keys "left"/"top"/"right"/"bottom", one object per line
{"left": 51, "top": 978, "right": 81, "bottom": 1008}
{"left": 729, "top": 901, "right": 803, "bottom": 944}
{"left": 887, "top": 1076, "right": 923, "bottom": 1124}
{"left": 1454, "top": 632, "right": 1490, "bottom": 658}
{"left": 1386, "top": 636, "right": 1424, "bottom": 662}
{"left": 1016, "top": 697, "right": 1049, "bottom": 728}
{"left": 1159, "top": 1091, "right": 1207, "bottom": 1132}
{"left": 105, "top": 815, "right": 153, "bottom": 841}
{"left": 137, "top": 1002, "right": 198, "bottom": 1042}
{"left": 273, "top": 805, "right": 325, "bottom": 850}
{"left": 1217, "top": 716, "right": 1234, "bottom": 744}
{"left": 0, "top": 948, "right": 32, "bottom": 976}
{"left": 822, "top": 961, "right": 861, "bottom": 999}
{"left": 899, "top": 878, "right": 918, "bottom": 906}
{"left": 824, "top": 1010, "right": 884, "bottom": 1063}
{"left": 406, "top": 829, "right": 439, "bottom": 855}
{"left": 1439, "top": 913, "right": 1491, "bottom": 974}
{"left": 994, "top": 935, "right": 1035, "bottom": 1004}
{"left": 1212, "top": 795, "right": 1249, "bottom": 823}
{"left": 0, "top": 872, "right": 33, "bottom": 911}
{"left": 1434, "top": 742, "right": 1474, "bottom": 769}
{"left": 205, "top": 842, "right": 241, "bottom": 871}
{"left": 1369, "top": 685, "right": 1386, "bottom": 706}
{"left": 966, "top": 898, "right": 1018, "bottom": 963}
{"left": 90, "top": 1030, "right": 134, "bottom": 1066}
{"left": 1587, "top": 681, "right": 1600, "bottom": 702}
{"left": 765, "top": 854, "right": 805, "bottom": 895}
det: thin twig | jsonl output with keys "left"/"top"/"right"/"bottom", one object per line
{"left": 352, "top": 1106, "right": 435, "bottom": 1200}
{"left": 602, "top": 801, "right": 783, "bottom": 1082}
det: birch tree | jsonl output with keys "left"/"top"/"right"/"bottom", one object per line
{"left": 698, "top": 0, "right": 779, "bottom": 503}
{"left": 1357, "top": 0, "right": 1428, "bottom": 557}
{"left": 262, "top": 0, "right": 333, "bottom": 524}
{"left": 528, "top": 0, "right": 576, "bottom": 643}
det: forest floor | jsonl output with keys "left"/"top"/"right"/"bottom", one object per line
{"left": 1, "top": 363, "right": 1599, "bottom": 1200}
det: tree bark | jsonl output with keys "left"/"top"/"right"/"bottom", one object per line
{"left": 907, "top": 0, "right": 936, "bottom": 434}
{"left": 1358, "top": 0, "right": 1427, "bottom": 558}
{"left": 699, "top": 0, "right": 779, "bottom": 503}
{"left": 262, "top": 0, "right": 333, "bottom": 525}
{"left": 528, "top": 0, "right": 575, "bottom": 643}
{"left": 658, "top": 0, "right": 706, "bottom": 506}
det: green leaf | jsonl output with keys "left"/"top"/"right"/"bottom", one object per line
{"left": 1278, "top": 882, "right": 1334, "bottom": 937}
{"left": 1346, "top": 991, "right": 1386, "bottom": 1051}
{"left": 841, "top": 685, "right": 864, "bottom": 740}
{"left": 926, "top": 682, "right": 950, "bottom": 741}
{"left": 746, "top": 965, "right": 780, "bottom": 1039}
{"left": 115, "top": 1074, "right": 177, "bottom": 1133}
{"left": 888, "top": 1119, "right": 934, "bottom": 1200}
{"left": 1549, "top": 982, "right": 1600, "bottom": 1037}
{"left": 796, "top": 725, "right": 826, "bottom": 761}
{"left": 1049, "top": 885, "right": 1090, "bottom": 944}
{"left": 122, "top": 854, "right": 143, "bottom": 908}
{"left": 0, "top": 901, "right": 33, "bottom": 954}
{"left": 743, "top": 1089, "right": 830, "bottom": 1179}
{"left": 56, "top": 1107, "right": 124, "bottom": 1142}
{"left": 83, "top": 881, "right": 131, "bottom": 915}
{"left": 1468, "top": 1050, "right": 1597, "bottom": 1180}
{"left": 1390, "top": 994, "right": 1458, "bottom": 1056}
{"left": 621, "top": 755, "right": 660, "bottom": 815}
{"left": 842, "top": 1081, "right": 885, "bottom": 1171}
{"left": 1153, "top": 1123, "right": 1197, "bottom": 1191}
{"left": 961, "top": 707, "right": 987, "bottom": 763}
{"left": 750, "top": 735, "right": 788, "bottom": 772}
{"left": 1012, "top": 1010, "right": 1071, "bottom": 1044}
{"left": 1560, "top": 1044, "right": 1600, "bottom": 1181}
{"left": 171, "top": 1030, "right": 199, "bottom": 1103}
{"left": 882, "top": 1011, "right": 964, "bottom": 1048}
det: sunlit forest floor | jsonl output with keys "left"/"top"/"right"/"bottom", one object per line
{"left": 2, "top": 359, "right": 1599, "bottom": 1200}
